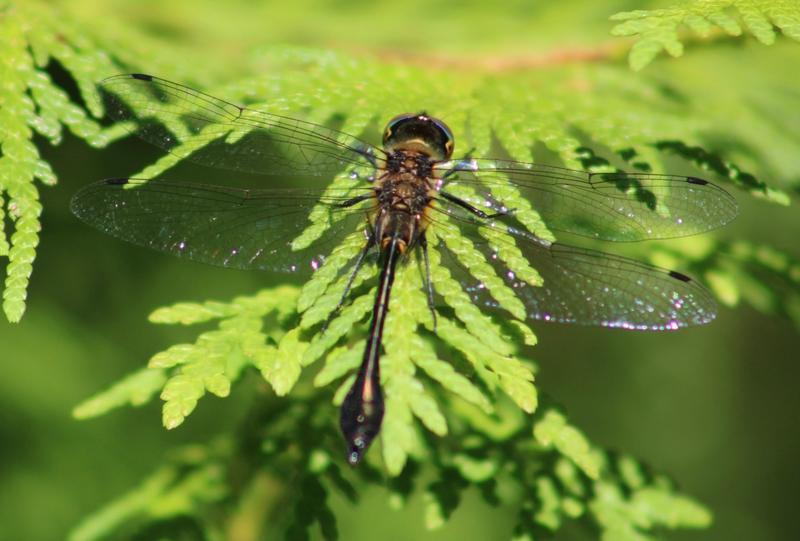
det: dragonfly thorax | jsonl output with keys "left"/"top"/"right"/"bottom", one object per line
{"left": 385, "top": 149, "right": 434, "bottom": 178}
{"left": 373, "top": 160, "right": 436, "bottom": 252}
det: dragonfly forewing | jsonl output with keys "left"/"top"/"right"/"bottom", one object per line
{"left": 437, "top": 158, "right": 738, "bottom": 242}
{"left": 99, "top": 74, "right": 383, "bottom": 178}
{"left": 70, "top": 178, "right": 375, "bottom": 274}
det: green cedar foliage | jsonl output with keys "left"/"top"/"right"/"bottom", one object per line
{"left": 611, "top": 0, "right": 800, "bottom": 70}
{"left": 1, "top": 0, "right": 799, "bottom": 538}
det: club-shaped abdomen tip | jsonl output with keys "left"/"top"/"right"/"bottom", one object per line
{"left": 340, "top": 379, "right": 385, "bottom": 466}
{"left": 347, "top": 442, "right": 365, "bottom": 466}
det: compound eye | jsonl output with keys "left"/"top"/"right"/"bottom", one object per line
{"left": 382, "top": 113, "right": 455, "bottom": 160}
{"left": 431, "top": 118, "right": 455, "bottom": 159}
{"left": 383, "top": 113, "right": 417, "bottom": 145}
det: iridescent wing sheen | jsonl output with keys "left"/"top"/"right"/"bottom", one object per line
{"left": 427, "top": 202, "right": 716, "bottom": 330}
{"left": 436, "top": 158, "right": 738, "bottom": 242}
{"left": 99, "top": 74, "right": 382, "bottom": 177}
{"left": 70, "top": 178, "right": 374, "bottom": 275}
{"left": 87, "top": 74, "right": 728, "bottom": 328}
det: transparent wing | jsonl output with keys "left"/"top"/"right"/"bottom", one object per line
{"left": 70, "top": 179, "right": 374, "bottom": 274}
{"left": 437, "top": 158, "right": 738, "bottom": 241}
{"left": 428, "top": 204, "right": 716, "bottom": 330}
{"left": 99, "top": 74, "right": 382, "bottom": 177}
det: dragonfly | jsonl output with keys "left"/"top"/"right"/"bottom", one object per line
{"left": 71, "top": 74, "right": 738, "bottom": 465}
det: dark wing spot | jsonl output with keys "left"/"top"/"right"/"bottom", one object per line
{"left": 668, "top": 270, "right": 692, "bottom": 282}
{"left": 130, "top": 73, "right": 154, "bottom": 81}
{"left": 105, "top": 177, "right": 130, "bottom": 185}
{"left": 686, "top": 176, "right": 709, "bottom": 185}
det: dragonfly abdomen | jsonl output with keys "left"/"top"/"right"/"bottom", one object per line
{"left": 340, "top": 233, "right": 404, "bottom": 465}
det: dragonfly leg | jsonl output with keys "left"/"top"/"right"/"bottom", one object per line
{"left": 321, "top": 194, "right": 376, "bottom": 333}
{"left": 321, "top": 232, "right": 375, "bottom": 334}
{"left": 438, "top": 191, "right": 512, "bottom": 219}
{"left": 335, "top": 192, "right": 374, "bottom": 208}
{"left": 419, "top": 233, "right": 438, "bottom": 331}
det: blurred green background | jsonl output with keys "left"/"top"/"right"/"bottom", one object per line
{"left": 1, "top": 1, "right": 799, "bottom": 540}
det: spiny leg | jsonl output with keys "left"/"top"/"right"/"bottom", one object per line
{"left": 439, "top": 191, "right": 513, "bottom": 219}
{"left": 336, "top": 192, "right": 375, "bottom": 208}
{"left": 320, "top": 192, "right": 377, "bottom": 333}
{"left": 437, "top": 155, "right": 516, "bottom": 218}
{"left": 321, "top": 232, "right": 375, "bottom": 334}
{"left": 419, "top": 233, "right": 438, "bottom": 331}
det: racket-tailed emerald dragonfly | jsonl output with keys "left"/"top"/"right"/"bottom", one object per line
{"left": 71, "top": 74, "right": 738, "bottom": 465}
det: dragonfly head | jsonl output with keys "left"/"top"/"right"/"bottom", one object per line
{"left": 383, "top": 112, "right": 454, "bottom": 161}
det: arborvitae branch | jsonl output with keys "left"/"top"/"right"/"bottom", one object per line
{"left": 611, "top": 0, "right": 800, "bottom": 70}
{"left": 1, "top": 0, "right": 797, "bottom": 538}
